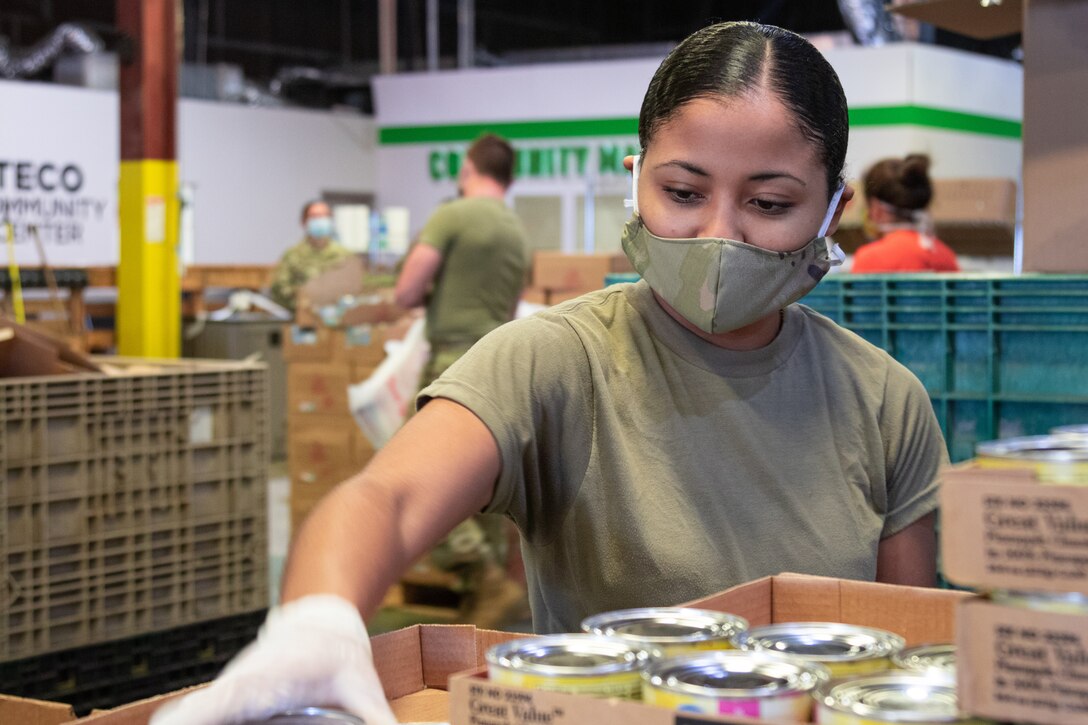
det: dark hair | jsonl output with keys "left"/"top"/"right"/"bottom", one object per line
{"left": 863, "top": 154, "right": 933, "bottom": 219}
{"left": 467, "top": 133, "right": 516, "bottom": 188}
{"left": 300, "top": 199, "right": 327, "bottom": 222}
{"left": 639, "top": 21, "right": 849, "bottom": 199}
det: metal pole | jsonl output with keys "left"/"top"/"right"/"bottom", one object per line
{"left": 457, "top": 0, "right": 474, "bottom": 68}
{"left": 379, "top": 0, "right": 397, "bottom": 74}
{"left": 426, "top": 0, "right": 439, "bottom": 70}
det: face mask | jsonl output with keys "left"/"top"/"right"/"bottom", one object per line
{"left": 306, "top": 216, "right": 334, "bottom": 239}
{"left": 622, "top": 156, "right": 845, "bottom": 335}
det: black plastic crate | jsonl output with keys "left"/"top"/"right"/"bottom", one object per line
{"left": 0, "top": 608, "right": 265, "bottom": 716}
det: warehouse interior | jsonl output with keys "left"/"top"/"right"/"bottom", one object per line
{"left": 1, "top": 0, "right": 1087, "bottom": 723}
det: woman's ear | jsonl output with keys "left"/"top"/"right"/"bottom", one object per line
{"left": 824, "top": 184, "right": 855, "bottom": 237}
{"left": 623, "top": 155, "right": 636, "bottom": 172}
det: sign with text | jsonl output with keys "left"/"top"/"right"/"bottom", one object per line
{"left": 0, "top": 82, "right": 117, "bottom": 265}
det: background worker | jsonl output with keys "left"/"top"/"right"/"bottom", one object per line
{"left": 154, "top": 22, "right": 944, "bottom": 725}
{"left": 268, "top": 199, "right": 352, "bottom": 309}
{"left": 851, "top": 153, "right": 960, "bottom": 273}
{"left": 393, "top": 132, "right": 531, "bottom": 628}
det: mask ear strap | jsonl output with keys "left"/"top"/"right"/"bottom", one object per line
{"left": 819, "top": 184, "right": 847, "bottom": 267}
{"left": 624, "top": 155, "right": 641, "bottom": 215}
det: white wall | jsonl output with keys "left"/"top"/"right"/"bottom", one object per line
{"left": 179, "top": 100, "right": 375, "bottom": 264}
{"left": 0, "top": 79, "right": 377, "bottom": 266}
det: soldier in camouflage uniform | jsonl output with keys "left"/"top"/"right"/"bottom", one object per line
{"left": 269, "top": 200, "right": 353, "bottom": 310}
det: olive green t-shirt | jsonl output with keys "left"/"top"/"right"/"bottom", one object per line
{"left": 418, "top": 197, "right": 529, "bottom": 345}
{"left": 420, "top": 281, "right": 946, "bottom": 633}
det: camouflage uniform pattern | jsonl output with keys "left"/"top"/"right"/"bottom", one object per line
{"left": 269, "top": 239, "right": 353, "bottom": 310}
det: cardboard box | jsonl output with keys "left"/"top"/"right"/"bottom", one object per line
{"left": 287, "top": 362, "right": 375, "bottom": 417}
{"left": 957, "top": 596, "right": 1088, "bottom": 725}
{"left": 521, "top": 286, "right": 549, "bottom": 306}
{"left": 63, "top": 625, "right": 523, "bottom": 724}
{"left": 282, "top": 325, "right": 337, "bottom": 363}
{"left": 940, "top": 464, "right": 1088, "bottom": 595}
{"left": 448, "top": 574, "right": 969, "bottom": 725}
{"left": 287, "top": 415, "right": 365, "bottom": 487}
{"left": 0, "top": 693, "right": 75, "bottom": 725}
{"left": 532, "top": 252, "right": 633, "bottom": 292}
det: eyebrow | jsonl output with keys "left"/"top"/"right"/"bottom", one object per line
{"left": 653, "top": 161, "right": 807, "bottom": 187}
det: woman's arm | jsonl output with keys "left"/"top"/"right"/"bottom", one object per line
{"left": 281, "top": 397, "right": 502, "bottom": 617}
{"left": 875, "top": 511, "right": 937, "bottom": 587}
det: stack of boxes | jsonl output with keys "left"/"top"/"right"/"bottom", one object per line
{"left": 283, "top": 309, "right": 411, "bottom": 535}
{"left": 940, "top": 462, "right": 1088, "bottom": 724}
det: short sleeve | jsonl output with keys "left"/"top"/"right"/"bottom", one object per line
{"left": 417, "top": 202, "right": 460, "bottom": 255}
{"left": 880, "top": 365, "right": 947, "bottom": 537}
{"left": 418, "top": 315, "right": 595, "bottom": 543}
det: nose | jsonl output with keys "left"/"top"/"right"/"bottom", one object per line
{"left": 696, "top": 202, "right": 744, "bottom": 242}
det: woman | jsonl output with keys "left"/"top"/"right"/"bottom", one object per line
{"left": 852, "top": 154, "right": 960, "bottom": 273}
{"left": 155, "top": 22, "right": 946, "bottom": 725}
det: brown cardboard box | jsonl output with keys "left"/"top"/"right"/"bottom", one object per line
{"left": 64, "top": 625, "right": 523, "bottom": 724}
{"left": 957, "top": 596, "right": 1088, "bottom": 725}
{"left": 281, "top": 324, "right": 337, "bottom": 363}
{"left": 287, "top": 362, "right": 375, "bottom": 416}
{"left": 532, "top": 252, "right": 633, "bottom": 292}
{"left": 940, "top": 463, "right": 1088, "bottom": 595}
{"left": 521, "top": 286, "right": 549, "bottom": 305}
{"left": 287, "top": 416, "right": 361, "bottom": 487}
{"left": 448, "top": 574, "right": 968, "bottom": 725}
{"left": 0, "top": 694, "right": 75, "bottom": 725}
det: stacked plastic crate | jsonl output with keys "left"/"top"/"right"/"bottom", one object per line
{"left": 0, "top": 359, "right": 269, "bottom": 668}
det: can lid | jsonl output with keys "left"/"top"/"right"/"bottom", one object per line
{"left": 580, "top": 607, "right": 749, "bottom": 644}
{"left": 816, "top": 673, "right": 964, "bottom": 722}
{"left": 892, "top": 644, "right": 956, "bottom": 673}
{"left": 486, "top": 634, "right": 648, "bottom": 676}
{"left": 256, "top": 708, "right": 365, "bottom": 724}
{"left": 735, "top": 622, "right": 904, "bottom": 662}
{"left": 976, "top": 435, "right": 1088, "bottom": 462}
{"left": 644, "top": 651, "right": 827, "bottom": 698}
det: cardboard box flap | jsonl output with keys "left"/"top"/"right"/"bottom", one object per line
{"left": 419, "top": 625, "right": 485, "bottom": 690}
{"left": 685, "top": 574, "right": 965, "bottom": 645}
{"left": 891, "top": 0, "right": 1023, "bottom": 39}
{"left": 71, "top": 686, "right": 205, "bottom": 723}
{"left": 0, "top": 694, "right": 76, "bottom": 725}
{"left": 373, "top": 624, "right": 428, "bottom": 700}
{"left": 389, "top": 689, "right": 450, "bottom": 722}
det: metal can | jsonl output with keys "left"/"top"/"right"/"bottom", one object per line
{"left": 975, "top": 435, "right": 1088, "bottom": 485}
{"left": 991, "top": 589, "right": 1088, "bottom": 614}
{"left": 734, "top": 623, "right": 904, "bottom": 678}
{"left": 247, "top": 709, "right": 365, "bottom": 724}
{"left": 815, "top": 672, "right": 985, "bottom": 723}
{"left": 580, "top": 607, "right": 749, "bottom": 657}
{"left": 892, "top": 644, "right": 956, "bottom": 675}
{"left": 486, "top": 634, "right": 650, "bottom": 699}
{"left": 641, "top": 650, "right": 827, "bottom": 721}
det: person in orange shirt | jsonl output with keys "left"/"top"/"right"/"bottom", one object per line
{"left": 852, "top": 154, "right": 960, "bottom": 273}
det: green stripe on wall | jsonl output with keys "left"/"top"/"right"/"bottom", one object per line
{"left": 378, "top": 105, "right": 1020, "bottom": 145}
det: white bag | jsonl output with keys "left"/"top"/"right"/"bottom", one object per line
{"left": 348, "top": 318, "right": 430, "bottom": 448}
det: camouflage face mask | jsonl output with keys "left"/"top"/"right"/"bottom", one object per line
{"left": 621, "top": 177, "right": 845, "bottom": 335}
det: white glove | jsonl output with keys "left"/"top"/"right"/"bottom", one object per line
{"left": 150, "top": 595, "right": 398, "bottom": 725}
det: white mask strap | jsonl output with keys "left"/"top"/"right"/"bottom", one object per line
{"left": 819, "top": 183, "right": 846, "bottom": 267}
{"left": 624, "top": 155, "right": 640, "bottom": 215}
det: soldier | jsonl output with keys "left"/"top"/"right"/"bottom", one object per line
{"left": 269, "top": 200, "right": 352, "bottom": 310}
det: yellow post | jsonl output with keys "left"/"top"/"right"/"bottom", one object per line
{"left": 117, "top": 160, "right": 180, "bottom": 357}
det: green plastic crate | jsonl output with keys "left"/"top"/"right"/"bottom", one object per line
{"left": 802, "top": 274, "right": 1088, "bottom": 461}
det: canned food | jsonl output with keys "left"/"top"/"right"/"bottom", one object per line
{"left": 486, "top": 634, "right": 649, "bottom": 699}
{"left": 250, "top": 709, "right": 364, "bottom": 724}
{"left": 581, "top": 607, "right": 749, "bottom": 657}
{"left": 815, "top": 672, "right": 985, "bottom": 723}
{"left": 892, "top": 644, "right": 956, "bottom": 675}
{"left": 635, "top": 648, "right": 822, "bottom": 718}
{"left": 975, "top": 435, "right": 1088, "bottom": 485}
{"left": 642, "top": 650, "right": 826, "bottom": 721}
{"left": 734, "top": 623, "right": 904, "bottom": 678}
{"left": 991, "top": 589, "right": 1088, "bottom": 614}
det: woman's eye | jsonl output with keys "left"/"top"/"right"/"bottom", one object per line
{"left": 752, "top": 198, "right": 791, "bottom": 214}
{"left": 665, "top": 187, "right": 701, "bottom": 204}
